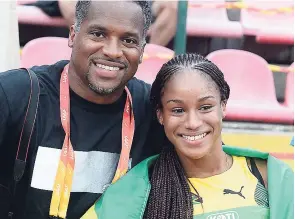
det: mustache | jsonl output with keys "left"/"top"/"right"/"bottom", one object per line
{"left": 92, "top": 57, "right": 128, "bottom": 68}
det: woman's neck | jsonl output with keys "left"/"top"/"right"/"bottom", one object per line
{"left": 178, "top": 147, "right": 233, "bottom": 179}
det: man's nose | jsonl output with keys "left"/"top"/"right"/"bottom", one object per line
{"left": 102, "top": 38, "right": 123, "bottom": 59}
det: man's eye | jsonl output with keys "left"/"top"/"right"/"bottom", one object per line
{"left": 91, "top": 32, "right": 104, "bottom": 38}
{"left": 123, "top": 38, "right": 137, "bottom": 44}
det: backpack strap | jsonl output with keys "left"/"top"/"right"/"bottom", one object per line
{"left": 249, "top": 157, "right": 265, "bottom": 188}
{"left": 14, "top": 68, "right": 40, "bottom": 181}
{"left": 8, "top": 68, "right": 40, "bottom": 218}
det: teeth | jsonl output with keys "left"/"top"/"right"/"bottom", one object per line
{"left": 96, "top": 63, "right": 120, "bottom": 71}
{"left": 182, "top": 133, "right": 207, "bottom": 141}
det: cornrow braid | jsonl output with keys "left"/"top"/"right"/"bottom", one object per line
{"left": 144, "top": 146, "right": 193, "bottom": 219}
{"left": 192, "top": 62, "right": 230, "bottom": 101}
{"left": 146, "top": 53, "right": 231, "bottom": 219}
{"left": 150, "top": 53, "right": 230, "bottom": 111}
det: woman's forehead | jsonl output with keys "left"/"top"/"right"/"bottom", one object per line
{"left": 163, "top": 70, "right": 219, "bottom": 96}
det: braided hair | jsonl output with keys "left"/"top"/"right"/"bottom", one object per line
{"left": 144, "top": 53, "right": 230, "bottom": 219}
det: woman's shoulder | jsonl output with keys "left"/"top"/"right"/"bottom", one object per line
{"left": 225, "top": 145, "right": 293, "bottom": 189}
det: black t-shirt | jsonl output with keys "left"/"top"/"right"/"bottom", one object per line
{"left": 0, "top": 60, "right": 164, "bottom": 219}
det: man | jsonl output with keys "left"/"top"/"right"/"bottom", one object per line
{"left": 28, "top": 0, "right": 178, "bottom": 48}
{"left": 0, "top": 1, "right": 163, "bottom": 218}
{"left": 59, "top": 0, "right": 178, "bottom": 47}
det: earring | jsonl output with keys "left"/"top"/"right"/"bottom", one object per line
{"left": 157, "top": 117, "right": 163, "bottom": 125}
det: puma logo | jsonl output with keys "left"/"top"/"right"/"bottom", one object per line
{"left": 223, "top": 186, "right": 245, "bottom": 199}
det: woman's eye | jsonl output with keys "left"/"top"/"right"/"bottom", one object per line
{"left": 199, "top": 105, "right": 213, "bottom": 111}
{"left": 171, "top": 108, "right": 184, "bottom": 114}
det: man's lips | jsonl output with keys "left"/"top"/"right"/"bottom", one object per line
{"left": 92, "top": 59, "right": 126, "bottom": 69}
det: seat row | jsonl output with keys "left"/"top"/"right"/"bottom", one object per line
{"left": 20, "top": 37, "right": 294, "bottom": 124}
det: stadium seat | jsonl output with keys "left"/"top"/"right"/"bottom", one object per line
{"left": 186, "top": 1, "right": 243, "bottom": 38}
{"left": 17, "top": 0, "right": 37, "bottom": 4}
{"left": 207, "top": 49, "right": 293, "bottom": 124}
{"left": 17, "top": 5, "right": 67, "bottom": 27}
{"left": 284, "top": 63, "right": 294, "bottom": 108}
{"left": 256, "top": 28, "right": 294, "bottom": 45}
{"left": 241, "top": 0, "right": 294, "bottom": 44}
{"left": 21, "top": 37, "right": 71, "bottom": 68}
{"left": 136, "top": 44, "right": 174, "bottom": 84}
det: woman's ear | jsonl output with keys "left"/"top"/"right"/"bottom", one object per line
{"left": 221, "top": 100, "right": 227, "bottom": 119}
{"left": 156, "top": 109, "right": 164, "bottom": 125}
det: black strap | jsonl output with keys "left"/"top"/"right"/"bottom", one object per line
{"left": 8, "top": 68, "right": 40, "bottom": 218}
{"left": 249, "top": 157, "right": 265, "bottom": 188}
{"left": 14, "top": 68, "right": 40, "bottom": 181}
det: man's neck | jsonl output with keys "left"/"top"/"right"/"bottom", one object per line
{"left": 178, "top": 142, "right": 232, "bottom": 179}
{"left": 67, "top": 63, "right": 125, "bottom": 105}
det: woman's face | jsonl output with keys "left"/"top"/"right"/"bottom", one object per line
{"left": 157, "top": 70, "right": 226, "bottom": 161}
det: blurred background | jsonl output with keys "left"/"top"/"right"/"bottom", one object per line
{"left": 0, "top": 0, "right": 294, "bottom": 168}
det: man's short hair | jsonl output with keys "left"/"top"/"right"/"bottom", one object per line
{"left": 74, "top": 1, "right": 152, "bottom": 42}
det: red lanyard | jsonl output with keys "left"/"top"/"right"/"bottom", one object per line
{"left": 49, "top": 64, "right": 135, "bottom": 218}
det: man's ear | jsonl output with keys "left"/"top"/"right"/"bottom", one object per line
{"left": 139, "top": 42, "right": 146, "bottom": 64}
{"left": 139, "top": 54, "right": 143, "bottom": 64}
{"left": 68, "top": 25, "right": 76, "bottom": 48}
{"left": 156, "top": 109, "right": 163, "bottom": 125}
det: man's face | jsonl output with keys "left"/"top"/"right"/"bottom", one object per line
{"left": 69, "top": 1, "right": 145, "bottom": 95}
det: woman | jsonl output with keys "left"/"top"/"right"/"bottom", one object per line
{"left": 82, "top": 54, "right": 293, "bottom": 219}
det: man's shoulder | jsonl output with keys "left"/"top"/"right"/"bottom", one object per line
{"left": 0, "top": 61, "right": 68, "bottom": 114}
{"left": 126, "top": 78, "right": 152, "bottom": 118}
{"left": 0, "top": 60, "right": 68, "bottom": 92}
{"left": 30, "top": 60, "right": 69, "bottom": 85}
{"left": 127, "top": 77, "right": 151, "bottom": 91}
{"left": 0, "top": 68, "right": 32, "bottom": 97}
{"left": 0, "top": 68, "right": 29, "bottom": 81}
{"left": 127, "top": 77, "right": 151, "bottom": 102}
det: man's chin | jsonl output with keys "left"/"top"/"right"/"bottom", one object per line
{"left": 88, "top": 84, "right": 117, "bottom": 96}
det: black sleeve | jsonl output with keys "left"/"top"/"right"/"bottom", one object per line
{"left": 128, "top": 79, "right": 165, "bottom": 166}
{"left": 0, "top": 69, "right": 31, "bottom": 175}
{"left": 142, "top": 111, "right": 165, "bottom": 156}
{"left": 0, "top": 82, "right": 10, "bottom": 151}
{"left": 139, "top": 80, "right": 165, "bottom": 158}
{"left": 131, "top": 112, "right": 165, "bottom": 167}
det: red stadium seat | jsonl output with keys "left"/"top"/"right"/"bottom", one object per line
{"left": 284, "top": 64, "right": 294, "bottom": 108}
{"left": 187, "top": 1, "right": 243, "bottom": 38}
{"left": 17, "top": 5, "right": 67, "bottom": 27}
{"left": 256, "top": 28, "right": 294, "bottom": 45}
{"left": 17, "top": 0, "right": 37, "bottom": 4}
{"left": 241, "top": 0, "right": 294, "bottom": 44}
{"left": 21, "top": 37, "right": 71, "bottom": 68}
{"left": 136, "top": 44, "right": 174, "bottom": 84}
{"left": 207, "top": 49, "right": 293, "bottom": 124}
